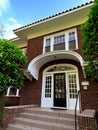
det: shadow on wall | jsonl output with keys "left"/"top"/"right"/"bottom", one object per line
{"left": 5, "top": 96, "right": 20, "bottom": 106}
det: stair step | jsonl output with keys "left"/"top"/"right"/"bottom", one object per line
{"left": 8, "top": 124, "right": 46, "bottom": 130}
{"left": 20, "top": 112, "right": 75, "bottom": 125}
{"left": 25, "top": 107, "right": 75, "bottom": 118}
{"left": 7, "top": 107, "right": 77, "bottom": 130}
{"left": 14, "top": 117, "right": 75, "bottom": 130}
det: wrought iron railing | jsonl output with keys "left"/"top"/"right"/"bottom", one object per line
{"left": 75, "top": 90, "right": 81, "bottom": 130}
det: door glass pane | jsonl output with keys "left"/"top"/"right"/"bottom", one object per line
{"left": 54, "top": 73, "right": 66, "bottom": 107}
{"left": 54, "top": 73, "right": 65, "bottom": 99}
{"left": 45, "top": 76, "right": 52, "bottom": 98}
{"left": 68, "top": 74, "right": 77, "bottom": 99}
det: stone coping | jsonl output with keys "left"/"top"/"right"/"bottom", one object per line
{"left": 5, "top": 95, "right": 21, "bottom": 97}
{"left": 78, "top": 109, "right": 96, "bottom": 117}
{"left": 4, "top": 104, "right": 38, "bottom": 109}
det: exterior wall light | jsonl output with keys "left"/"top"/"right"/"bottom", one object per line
{"left": 81, "top": 80, "right": 89, "bottom": 90}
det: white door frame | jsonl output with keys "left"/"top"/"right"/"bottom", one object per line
{"left": 41, "top": 64, "right": 80, "bottom": 110}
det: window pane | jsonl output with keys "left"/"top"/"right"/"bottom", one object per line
{"left": 68, "top": 74, "right": 77, "bottom": 99}
{"left": 9, "top": 87, "right": 16, "bottom": 95}
{"left": 45, "top": 38, "right": 51, "bottom": 52}
{"left": 54, "top": 43, "right": 65, "bottom": 50}
{"left": 54, "top": 35, "right": 65, "bottom": 50}
{"left": 69, "top": 32, "right": 75, "bottom": 41}
{"left": 69, "top": 32, "right": 76, "bottom": 50}
{"left": 69, "top": 40, "right": 76, "bottom": 50}
{"left": 45, "top": 76, "right": 52, "bottom": 98}
{"left": 45, "top": 46, "right": 50, "bottom": 52}
{"left": 47, "top": 65, "right": 75, "bottom": 72}
{"left": 46, "top": 39, "right": 51, "bottom": 46}
{"left": 54, "top": 35, "right": 65, "bottom": 44}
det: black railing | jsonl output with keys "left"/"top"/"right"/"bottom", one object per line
{"left": 75, "top": 90, "right": 81, "bottom": 130}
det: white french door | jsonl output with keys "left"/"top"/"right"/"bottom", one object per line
{"left": 67, "top": 72, "right": 79, "bottom": 110}
{"left": 41, "top": 65, "right": 80, "bottom": 110}
{"left": 41, "top": 74, "right": 53, "bottom": 107}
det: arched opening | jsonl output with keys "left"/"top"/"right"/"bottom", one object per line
{"left": 27, "top": 50, "right": 84, "bottom": 80}
{"left": 41, "top": 64, "right": 80, "bottom": 110}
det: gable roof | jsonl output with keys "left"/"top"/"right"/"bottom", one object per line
{"left": 14, "top": 1, "right": 94, "bottom": 32}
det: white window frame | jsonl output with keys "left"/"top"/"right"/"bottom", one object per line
{"left": 43, "top": 28, "right": 78, "bottom": 53}
{"left": 6, "top": 86, "right": 20, "bottom": 96}
{"left": 67, "top": 28, "right": 78, "bottom": 50}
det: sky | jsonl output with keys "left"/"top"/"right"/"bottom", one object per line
{"left": 0, "top": 0, "right": 94, "bottom": 39}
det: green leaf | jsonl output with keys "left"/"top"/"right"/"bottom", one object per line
{"left": 82, "top": 0, "right": 98, "bottom": 82}
{"left": 0, "top": 39, "right": 27, "bottom": 92}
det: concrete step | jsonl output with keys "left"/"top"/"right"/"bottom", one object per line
{"left": 25, "top": 107, "right": 75, "bottom": 118}
{"left": 7, "top": 107, "right": 77, "bottom": 130}
{"left": 20, "top": 112, "right": 75, "bottom": 125}
{"left": 14, "top": 117, "right": 75, "bottom": 130}
{"left": 7, "top": 124, "right": 46, "bottom": 130}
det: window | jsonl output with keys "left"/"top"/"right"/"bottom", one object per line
{"left": 47, "top": 65, "right": 75, "bottom": 72}
{"left": 6, "top": 86, "right": 20, "bottom": 96}
{"left": 69, "top": 32, "right": 75, "bottom": 41}
{"left": 43, "top": 28, "right": 78, "bottom": 53}
{"left": 68, "top": 32, "right": 76, "bottom": 50}
{"left": 45, "top": 76, "right": 52, "bottom": 98}
{"left": 68, "top": 74, "right": 77, "bottom": 99}
{"left": 45, "top": 38, "right": 51, "bottom": 52}
{"left": 54, "top": 35, "right": 65, "bottom": 50}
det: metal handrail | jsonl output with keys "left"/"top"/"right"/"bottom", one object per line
{"left": 75, "top": 90, "right": 81, "bottom": 130}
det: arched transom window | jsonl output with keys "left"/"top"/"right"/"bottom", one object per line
{"left": 44, "top": 64, "right": 77, "bottom": 73}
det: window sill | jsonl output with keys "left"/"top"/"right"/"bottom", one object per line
{"left": 43, "top": 49, "right": 79, "bottom": 53}
{"left": 5, "top": 95, "right": 21, "bottom": 97}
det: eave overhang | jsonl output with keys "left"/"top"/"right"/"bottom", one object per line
{"left": 13, "top": 2, "right": 93, "bottom": 43}
{"left": 28, "top": 50, "right": 84, "bottom": 80}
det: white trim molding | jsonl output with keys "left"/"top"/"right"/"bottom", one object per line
{"left": 6, "top": 86, "right": 20, "bottom": 96}
{"left": 28, "top": 50, "right": 84, "bottom": 80}
{"left": 41, "top": 63, "right": 80, "bottom": 109}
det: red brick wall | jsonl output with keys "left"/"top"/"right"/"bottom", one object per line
{"left": 20, "top": 59, "right": 83, "bottom": 106}
{"left": 3, "top": 106, "right": 26, "bottom": 129}
{"left": 5, "top": 96, "right": 20, "bottom": 106}
{"left": 26, "top": 25, "right": 83, "bottom": 62}
{"left": 26, "top": 36, "right": 43, "bottom": 63}
{"left": 20, "top": 77, "right": 42, "bottom": 105}
{"left": 20, "top": 24, "right": 98, "bottom": 114}
{"left": 81, "top": 81, "right": 98, "bottom": 112}
{"left": 3, "top": 105, "right": 37, "bottom": 129}
{"left": 20, "top": 25, "right": 83, "bottom": 105}
{"left": 76, "top": 25, "right": 83, "bottom": 56}
{"left": 78, "top": 110, "right": 97, "bottom": 130}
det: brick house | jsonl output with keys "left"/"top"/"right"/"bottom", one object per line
{"left": 8, "top": 1, "right": 98, "bottom": 114}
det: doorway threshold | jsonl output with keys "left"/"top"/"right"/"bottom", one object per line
{"left": 51, "top": 107, "right": 67, "bottom": 110}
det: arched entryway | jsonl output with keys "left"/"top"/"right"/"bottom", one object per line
{"left": 41, "top": 64, "right": 80, "bottom": 110}
{"left": 27, "top": 50, "right": 84, "bottom": 80}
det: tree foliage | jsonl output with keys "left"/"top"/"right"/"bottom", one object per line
{"left": 82, "top": 0, "right": 98, "bottom": 82}
{"left": 0, "top": 39, "right": 27, "bottom": 92}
